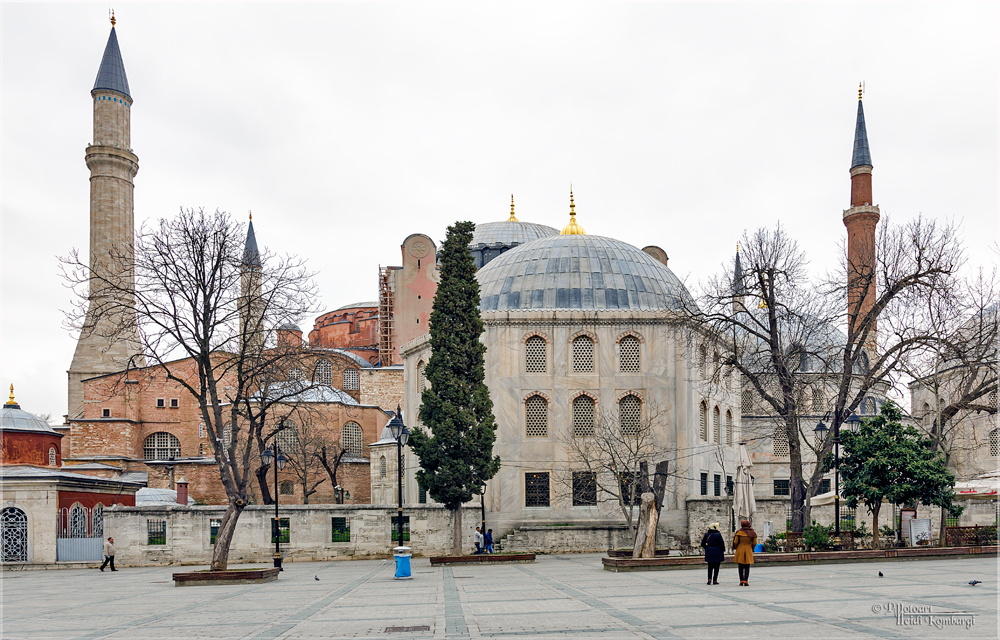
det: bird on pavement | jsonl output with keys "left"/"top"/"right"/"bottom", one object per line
{"left": 315, "top": 576, "right": 320, "bottom": 581}
{"left": 878, "top": 571, "right": 883, "bottom": 577}
{"left": 969, "top": 580, "right": 982, "bottom": 586}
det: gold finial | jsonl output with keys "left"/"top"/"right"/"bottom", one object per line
{"left": 858, "top": 82, "right": 863, "bottom": 100}
{"left": 736, "top": 241, "right": 740, "bottom": 253}
{"left": 560, "top": 186, "right": 586, "bottom": 235}
{"left": 6, "top": 384, "right": 15, "bottom": 406}
{"left": 507, "top": 194, "right": 518, "bottom": 222}
{"left": 110, "top": 9, "right": 116, "bottom": 27}
{"left": 249, "top": 210, "right": 252, "bottom": 221}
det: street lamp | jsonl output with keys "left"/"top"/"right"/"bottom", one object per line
{"left": 334, "top": 485, "right": 350, "bottom": 503}
{"left": 386, "top": 406, "right": 410, "bottom": 547}
{"left": 816, "top": 412, "right": 861, "bottom": 547}
{"left": 260, "top": 444, "right": 288, "bottom": 569}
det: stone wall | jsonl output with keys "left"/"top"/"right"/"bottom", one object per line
{"left": 500, "top": 525, "right": 641, "bottom": 553}
{"left": 103, "top": 505, "right": 481, "bottom": 566}
{"left": 359, "top": 367, "right": 403, "bottom": 412}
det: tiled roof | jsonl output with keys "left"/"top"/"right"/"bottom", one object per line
{"left": 851, "top": 100, "right": 872, "bottom": 168}
{"left": 471, "top": 221, "right": 559, "bottom": 247}
{"left": 92, "top": 27, "right": 131, "bottom": 99}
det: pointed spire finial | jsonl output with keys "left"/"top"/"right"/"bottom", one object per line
{"left": 249, "top": 210, "right": 252, "bottom": 221}
{"left": 858, "top": 81, "right": 863, "bottom": 101}
{"left": 6, "top": 384, "right": 15, "bottom": 406}
{"left": 736, "top": 241, "right": 740, "bottom": 253}
{"left": 560, "top": 186, "right": 586, "bottom": 235}
{"left": 507, "top": 195, "right": 518, "bottom": 222}
{"left": 110, "top": 9, "right": 116, "bottom": 27}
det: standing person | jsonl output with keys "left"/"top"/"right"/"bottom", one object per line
{"left": 473, "top": 527, "right": 484, "bottom": 554}
{"left": 485, "top": 529, "right": 494, "bottom": 554}
{"left": 700, "top": 523, "right": 725, "bottom": 585}
{"left": 733, "top": 520, "right": 757, "bottom": 586}
{"left": 99, "top": 536, "right": 117, "bottom": 572}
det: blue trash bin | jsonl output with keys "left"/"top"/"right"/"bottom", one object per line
{"left": 393, "top": 546, "right": 412, "bottom": 580}
{"left": 754, "top": 543, "right": 764, "bottom": 553}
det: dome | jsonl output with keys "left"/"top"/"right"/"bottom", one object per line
{"left": 470, "top": 220, "right": 559, "bottom": 247}
{"left": 2, "top": 401, "right": 58, "bottom": 435}
{"left": 477, "top": 235, "right": 692, "bottom": 311}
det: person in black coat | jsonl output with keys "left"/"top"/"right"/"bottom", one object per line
{"left": 701, "top": 523, "right": 725, "bottom": 585}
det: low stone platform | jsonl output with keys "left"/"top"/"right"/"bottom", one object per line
{"left": 172, "top": 566, "right": 280, "bottom": 586}
{"left": 603, "top": 544, "right": 999, "bottom": 571}
{"left": 429, "top": 553, "right": 535, "bottom": 566}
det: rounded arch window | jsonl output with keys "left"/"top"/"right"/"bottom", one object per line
{"left": 143, "top": 432, "right": 181, "bottom": 460}
{"left": 619, "top": 395, "right": 642, "bottom": 436}
{"left": 93, "top": 504, "right": 104, "bottom": 538}
{"left": 314, "top": 360, "right": 333, "bottom": 385}
{"left": 773, "top": 428, "right": 789, "bottom": 457}
{"left": 713, "top": 406, "right": 721, "bottom": 443}
{"left": 342, "top": 422, "right": 363, "bottom": 456}
{"left": 1, "top": 507, "right": 28, "bottom": 562}
{"left": 699, "top": 401, "right": 708, "bottom": 441}
{"left": 273, "top": 421, "right": 299, "bottom": 454}
{"left": 525, "top": 395, "right": 548, "bottom": 437}
{"left": 525, "top": 336, "right": 547, "bottom": 373}
{"left": 741, "top": 389, "right": 754, "bottom": 414}
{"left": 619, "top": 336, "right": 641, "bottom": 373}
{"left": 49, "top": 447, "right": 57, "bottom": 467}
{"left": 417, "top": 361, "right": 427, "bottom": 391}
{"left": 572, "top": 395, "right": 595, "bottom": 437}
{"left": 69, "top": 503, "right": 88, "bottom": 537}
{"left": 572, "top": 336, "right": 594, "bottom": 373}
{"left": 379, "top": 456, "right": 387, "bottom": 478}
{"left": 726, "top": 410, "right": 734, "bottom": 445}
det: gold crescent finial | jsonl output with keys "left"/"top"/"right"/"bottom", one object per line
{"left": 249, "top": 210, "right": 252, "bottom": 221}
{"left": 736, "top": 241, "right": 740, "bottom": 253}
{"left": 858, "top": 82, "right": 863, "bottom": 100}
{"left": 7, "top": 384, "right": 14, "bottom": 405}
{"left": 110, "top": 9, "right": 116, "bottom": 27}
{"left": 508, "top": 194, "right": 518, "bottom": 221}
{"left": 560, "top": 186, "right": 586, "bottom": 235}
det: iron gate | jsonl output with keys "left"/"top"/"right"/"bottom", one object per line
{"left": 56, "top": 505, "right": 104, "bottom": 562}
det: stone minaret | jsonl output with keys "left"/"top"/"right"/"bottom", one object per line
{"left": 240, "top": 215, "right": 264, "bottom": 356}
{"left": 732, "top": 243, "right": 746, "bottom": 314}
{"left": 843, "top": 85, "right": 880, "bottom": 354}
{"left": 67, "top": 17, "right": 144, "bottom": 420}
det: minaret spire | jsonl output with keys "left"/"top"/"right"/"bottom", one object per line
{"left": 733, "top": 242, "right": 746, "bottom": 314}
{"left": 507, "top": 194, "right": 518, "bottom": 222}
{"left": 560, "top": 186, "right": 586, "bottom": 235}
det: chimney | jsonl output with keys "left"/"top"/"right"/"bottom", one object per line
{"left": 176, "top": 477, "right": 189, "bottom": 505}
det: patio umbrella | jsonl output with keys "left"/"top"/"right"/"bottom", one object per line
{"left": 734, "top": 443, "right": 756, "bottom": 523}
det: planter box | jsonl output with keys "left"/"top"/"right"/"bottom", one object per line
{"left": 172, "top": 567, "right": 280, "bottom": 586}
{"left": 429, "top": 554, "right": 535, "bottom": 566}
{"left": 606, "top": 549, "right": 672, "bottom": 558}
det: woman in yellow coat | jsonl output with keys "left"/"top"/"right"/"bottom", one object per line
{"left": 732, "top": 519, "right": 757, "bottom": 586}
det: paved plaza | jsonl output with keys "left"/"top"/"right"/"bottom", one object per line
{"left": 2, "top": 554, "right": 997, "bottom": 639}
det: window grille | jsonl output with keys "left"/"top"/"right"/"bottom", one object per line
{"left": 70, "top": 505, "right": 88, "bottom": 537}
{"left": 840, "top": 508, "right": 856, "bottom": 529}
{"left": 223, "top": 423, "right": 232, "bottom": 447}
{"left": 525, "top": 336, "right": 547, "bottom": 373}
{"left": 990, "top": 429, "right": 999, "bottom": 457}
{"left": 741, "top": 390, "right": 754, "bottom": 414}
{"left": 698, "top": 345, "right": 707, "bottom": 378}
{"left": 170, "top": 398, "right": 179, "bottom": 408}
{"left": 713, "top": 406, "right": 721, "bottom": 443}
{"left": 1, "top": 507, "right": 27, "bottom": 562}
{"left": 419, "top": 486, "right": 427, "bottom": 504}
{"left": 143, "top": 432, "right": 181, "bottom": 460}
{"left": 812, "top": 389, "right": 824, "bottom": 413}
{"left": 49, "top": 447, "right": 57, "bottom": 466}
{"left": 525, "top": 396, "right": 548, "bottom": 437}
{"left": 280, "top": 481, "right": 295, "bottom": 495}
{"left": 700, "top": 473, "right": 708, "bottom": 496}
{"left": 990, "top": 389, "right": 998, "bottom": 408}
{"left": 156, "top": 398, "right": 165, "bottom": 408}
{"left": 785, "top": 505, "right": 793, "bottom": 530}
{"left": 332, "top": 517, "right": 350, "bottom": 542}
{"left": 619, "top": 472, "right": 643, "bottom": 505}
{"left": 572, "top": 472, "right": 597, "bottom": 506}
{"left": 699, "top": 402, "right": 708, "bottom": 441}
{"left": 418, "top": 361, "right": 427, "bottom": 390}
{"left": 92, "top": 506, "right": 103, "bottom": 538}
{"left": 148, "top": 520, "right": 167, "bottom": 545}
{"left": 620, "top": 336, "right": 640, "bottom": 373}
{"left": 342, "top": 422, "right": 363, "bottom": 456}
{"left": 315, "top": 360, "right": 332, "bottom": 385}
{"left": 619, "top": 395, "right": 641, "bottom": 437}
{"left": 343, "top": 368, "right": 360, "bottom": 390}
{"left": 714, "top": 474, "right": 721, "bottom": 497}
{"left": 203, "top": 518, "right": 220, "bottom": 546}
{"left": 713, "top": 351, "right": 720, "bottom": 378}
{"left": 773, "top": 428, "right": 789, "bottom": 457}
{"left": 945, "top": 513, "right": 960, "bottom": 527}
{"left": 726, "top": 411, "right": 734, "bottom": 445}
{"left": 820, "top": 479, "right": 831, "bottom": 494}
{"left": 572, "top": 395, "right": 595, "bottom": 436}
{"left": 288, "top": 368, "right": 305, "bottom": 381}
{"left": 525, "top": 472, "right": 550, "bottom": 507}
{"left": 199, "top": 422, "right": 205, "bottom": 438}
{"left": 102, "top": 408, "right": 110, "bottom": 417}
{"left": 273, "top": 422, "right": 299, "bottom": 454}
{"left": 391, "top": 516, "right": 411, "bottom": 541}
{"left": 726, "top": 476, "right": 734, "bottom": 495}
{"left": 271, "top": 518, "right": 290, "bottom": 544}
{"left": 380, "top": 456, "right": 387, "bottom": 478}
{"left": 773, "top": 479, "right": 789, "bottom": 496}
{"left": 572, "top": 336, "right": 594, "bottom": 373}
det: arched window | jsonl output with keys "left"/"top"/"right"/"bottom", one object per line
{"left": 741, "top": 390, "right": 754, "bottom": 414}
{"left": 342, "top": 422, "right": 363, "bottom": 456}
{"left": 69, "top": 504, "right": 88, "bottom": 537}
{"left": 288, "top": 368, "right": 305, "bottom": 382}
{"left": 921, "top": 402, "right": 933, "bottom": 430}
{"left": 990, "top": 429, "right": 999, "bottom": 458}
{"left": 1, "top": 507, "right": 28, "bottom": 562}
{"left": 93, "top": 504, "right": 104, "bottom": 538}
{"left": 379, "top": 456, "right": 387, "bottom": 478}
{"left": 726, "top": 410, "right": 734, "bottom": 445}
{"left": 619, "top": 395, "right": 642, "bottom": 436}
{"left": 525, "top": 395, "right": 548, "bottom": 437}
{"left": 620, "top": 336, "right": 641, "bottom": 373}
{"left": 343, "top": 368, "right": 360, "bottom": 391}
{"left": 143, "top": 432, "right": 181, "bottom": 460}
{"left": 572, "top": 336, "right": 594, "bottom": 373}
{"left": 712, "top": 351, "right": 720, "bottom": 378}
{"left": 273, "top": 421, "right": 299, "bottom": 454}
{"left": 698, "top": 345, "right": 707, "bottom": 378}
{"left": 699, "top": 401, "right": 708, "bottom": 441}
{"left": 223, "top": 423, "right": 233, "bottom": 447}
{"left": 525, "top": 336, "right": 547, "bottom": 373}
{"left": 417, "top": 361, "right": 427, "bottom": 391}
{"left": 314, "top": 360, "right": 332, "bottom": 385}
{"left": 812, "top": 388, "right": 824, "bottom": 413}
{"left": 49, "top": 447, "right": 57, "bottom": 466}
{"left": 572, "top": 395, "right": 595, "bottom": 437}
{"left": 713, "top": 406, "right": 721, "bottom": 443}
{"left": 773, "top": 428, "right": 789, "bottom": 457}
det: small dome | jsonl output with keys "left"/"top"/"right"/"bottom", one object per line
{"left": 2, "top": 399, "right": 58, "bottom": 435}
{"left": 470, "top": 221, "right": 559, "bottom": 247}
{"left": 334, "top": 301, "right": 378, "bottom": 311}
{"left": 477, "top": 234, "right": 692, "bottom": 311}
{"left": 278, "top": 322, "right": 301, "bottom": 332}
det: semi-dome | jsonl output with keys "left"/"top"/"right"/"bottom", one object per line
{"left": 470, "top": 220, "right": 559, "bottom": 247}
{"left": 477, "top": 235, "right": 692, "bottom": 311}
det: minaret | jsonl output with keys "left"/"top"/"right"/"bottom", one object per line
{"left": 733, "top": 243, "right": 746, "bottom": 314}
{"left": 843, "top": 84, "right": 880, "bottom": 354}
{"left": 240, "top": 213, "right": 264, "bottom": 356}
{"left": 67, "top": 15, "right": 144, "bottom": 420}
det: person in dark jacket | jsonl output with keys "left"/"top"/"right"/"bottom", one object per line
{"left": 700, "top": 523, "right": 725, "bottom": 585}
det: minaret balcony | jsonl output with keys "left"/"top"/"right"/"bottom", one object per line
{"left": 842, "top": 204, "right": 880, "bottom": 220}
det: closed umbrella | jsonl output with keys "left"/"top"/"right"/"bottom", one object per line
{"left": 734, "top": 443, "right": 756, "bottom": 524}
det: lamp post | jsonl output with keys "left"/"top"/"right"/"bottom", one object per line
{"left": 815, "top": 412, "right": 860, "bottom": 546}
{"left": 260, "top": 444, "right": 288, "bottom": 569}
{"left": 385, "top": 406, "right": 410, "bottom": 547}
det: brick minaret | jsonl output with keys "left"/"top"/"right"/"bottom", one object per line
{"left": 67, "top": 17, "right": 144, "bottom": 420}
{"left": 843, "top": 85, "right": 880, "bottom": 354}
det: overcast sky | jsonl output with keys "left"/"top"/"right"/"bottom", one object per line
{"left": 2, "top": 2, "right": 997, "bottom": 422}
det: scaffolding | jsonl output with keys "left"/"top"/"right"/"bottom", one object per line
{"left": 378, "top": 266, "right": 394, "bottom": 366}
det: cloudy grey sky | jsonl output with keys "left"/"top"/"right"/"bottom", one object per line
{"left": 2, "top": 2, "right": 997, "bottom": 421}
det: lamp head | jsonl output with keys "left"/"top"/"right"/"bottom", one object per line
{"left": 386, "top": 411, "right": 404, "bottom": 440}
{"left": 845, "top": 413, "right": 861, "bottom": 429}
{"left": 814, "top": 421, "right": 828, "bottom": 436}
{"left": 398, "top": 425, "right": 410, "bottom": 446}
{"left": 261, "top": 447, "right": 274, "bottom": 466}
{"left": 276, "top": 451, "right": 288, "bottom": 470}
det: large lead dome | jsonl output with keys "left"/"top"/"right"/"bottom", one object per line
{"left": 470, "top": 220, "right": 558, "bottom": 246}
{"left": 477, "top": 235, "right": 691, "bottom": 311}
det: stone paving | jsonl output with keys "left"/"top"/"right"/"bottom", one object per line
{"left": 2, "top": 554, "right": 997, "bottom": 639}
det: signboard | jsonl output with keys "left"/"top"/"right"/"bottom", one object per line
{"left": 759, "top": 521, "right": 773, "bottom": 540}
{"left": 907, "top": 518, "right": 932, "bottom": 546}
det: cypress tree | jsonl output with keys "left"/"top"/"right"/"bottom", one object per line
{"left": 410, "top": 221, "right": 500, "bottom": 555}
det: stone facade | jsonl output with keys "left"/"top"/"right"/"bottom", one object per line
{"left": 359, "top": 366, "right": 403, "bottom": 411}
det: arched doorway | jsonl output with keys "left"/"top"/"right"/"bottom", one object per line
{"left": 1, "top": 506, "right": 28, "bottom": 562}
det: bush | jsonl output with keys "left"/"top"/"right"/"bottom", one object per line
{"left": 762, "top": 533, "right": 783, "bottom": 553}
{"left": 803, "top": 521, "right": 832, "bottom": 551}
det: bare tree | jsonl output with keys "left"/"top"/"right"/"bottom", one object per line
{"left": 63, "top": 208, "right": 318, "bottom": 571}
{"left": 683, "top": 218, "right": 965, "bottom": 532}
{"left": 316, "top": 444, "right": 349, "bottom": 503}
{"left": 556, "top": 402, "right": 671, "bottom": 541}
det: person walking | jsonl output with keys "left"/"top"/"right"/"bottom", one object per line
{"left": 99, "top": 536, "right": 117, "bottom": 572}
{"left": 733, "top": 520, "right": 757, "bottom": 586}
{"left": 484, "top": 529, "right": 494, "bottom": 554}
{"left": 700, "top": 523, "right": 725, "bottom": 585}
{"left": 473, "top": 527, "right": 484, "bottom": 554}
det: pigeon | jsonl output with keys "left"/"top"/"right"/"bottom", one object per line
{"left": 969, "top": 580, "right": 981, "bottom": 586}
{"left": 878, "top": 571, "right": 883, "bottom": 577}
{"left": 314, "top": 576, "right": 320, "bottom": 581}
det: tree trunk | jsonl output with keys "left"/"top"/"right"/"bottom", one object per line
{"left": 632, "top": 493, "right": 658, "bottom": 558}
{"left": 210, "top": 500, "right": 245, "bottom": 571}
{"left": 256, "top": 464, "right": 273, "bottom": 505}
{"left": 939, "top": 506, "right": 948, "bottom": 547}
{"left": 652, "top": 461, "right": 669, "bottom": 520}
{"left": 452, "top": 506, "right": 462, "bottom": 556}
{"left": 787, "top": 417, "right": 806, "bottom": 532}
{"left": 871, "top": 502, "right": 882, "bottom": 548}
